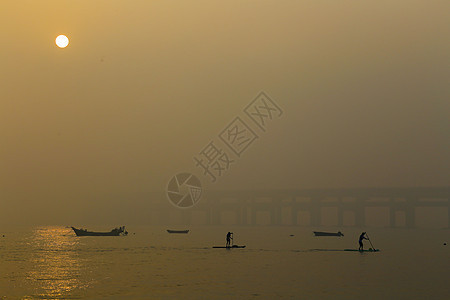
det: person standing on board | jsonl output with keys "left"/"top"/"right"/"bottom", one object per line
{"left": 226, "top": 232, "right": 233, "bottom": 247}
{"left": 358, "top": 232, "right": 368, "bottom": 251}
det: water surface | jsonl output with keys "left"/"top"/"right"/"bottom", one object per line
{"left": 0, "top": 226, "right": 448, "bottom": 299}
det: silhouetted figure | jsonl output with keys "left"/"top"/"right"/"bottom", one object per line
{"left": 226, "top": 232, "right": 233, "bottom": 247}
{"left": 359, "top": 232, "right": 368, "bottom": 251}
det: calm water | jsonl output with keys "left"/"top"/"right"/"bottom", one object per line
{"left": 0, "top": 226, "right": 448, "bottom": 299}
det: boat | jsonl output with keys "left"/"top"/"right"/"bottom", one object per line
{"left": 167, "top": 229, "right": 189, "bottom": 234}
{"left": 212, "top": 245, "right": 246, "bottom": 249}
{"left": 313, "top": 231, "right": 344, "bottom": 237}
{"left": 344, "top": 249, "right": 380, "bottom": 252}
{"left": 71, "top": 226, "right": 128, "bottom": 236}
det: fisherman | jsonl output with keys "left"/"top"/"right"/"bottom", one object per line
{"left": 359, "top": 232, "right": 368, "bottom": 251}
{"left": 226, "top": 232, "right": 233, "bottom": 247}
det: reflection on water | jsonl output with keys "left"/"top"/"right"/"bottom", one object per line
{"left": 26, "top": 227, "right": 86, "bottom": 299}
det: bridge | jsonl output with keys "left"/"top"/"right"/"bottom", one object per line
{"left": 157, "top": 187, "right": 450, "bottom": 228}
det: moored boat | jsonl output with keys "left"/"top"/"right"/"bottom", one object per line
{"left": 313, "top": 231, "right": 344, "bottom": 237}
{"left": 167, "top": 229, "right": 189, "bottom": 234}
{"left": 71, "top": 226, "right": 128, "bottom": 236}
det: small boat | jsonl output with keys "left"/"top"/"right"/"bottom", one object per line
{"left": 212, "top": 245, "right": 246, "bottom": 249}
{"left": 167, "top": 229, "right": 189, "bottom": 234}
{"left": 313, "top": 231, "right": 344, "bottom": 237}
{"left": 71, "top": 226, "right": 128, "bottom": 237}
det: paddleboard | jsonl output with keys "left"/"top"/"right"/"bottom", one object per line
{"left": 344, "top": 249, "right": 380, "bottom": 252}
{"left": 212, "top": 245, "right": 246, "bottom": 249}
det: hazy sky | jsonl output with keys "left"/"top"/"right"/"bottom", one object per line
{"left": 1, "top": 1, "right": 449, "bottom": 224}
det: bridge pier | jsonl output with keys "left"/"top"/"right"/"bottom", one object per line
{"left": 272, "top": 199, "right": 282, "bottom": 225}
{"left": 290, "top": 208, "right": 296, "bottom": 225}
{"left": 310, "top": 203, "right": 321, "bottom": 227}
{"left": 337, "top": 207, "right": 344, "bottom": 227}
{"left": 355, "top": 200, "right": 366, "bottom": 227}
{"left": 405, "top": 197, "right": 418, "bottom": 228}
{"left": 270, "top": 208, "right": 275, "bottom": 225}
{"left": 290, "top": 196, "right": 298, "bottom": 225}
{"left": 250, "top": 209, "right": 256, "bottom": 225}
{"left": 389, "top": 207, "right": 396, "bottom": 228}
{"left": 235, "top": 207, "right": 242, "bottom": 225}
{"left": 405, "top": 206, "right": 415, "bottom": 228}
{"left": 241, "top": 205, "right": 248, "bottom": 225}
{"left": 448, "top": 206, "right": 450, "bottom": 228}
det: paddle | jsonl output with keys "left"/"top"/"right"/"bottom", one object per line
{"left": 366, "top": 233, "right": 376, "bottom": 251}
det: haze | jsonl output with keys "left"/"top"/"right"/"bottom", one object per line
{"left": 1, "top": 1, "right": 448, "bottom": 225}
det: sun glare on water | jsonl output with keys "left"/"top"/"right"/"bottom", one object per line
{"left": 55, "top": 35, "right": 69, "bottom": 48}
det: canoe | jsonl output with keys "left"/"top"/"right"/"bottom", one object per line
{"left": 167, "top": 230, "right": 189, "bottom": 234}
{"left": 344, "top": 249, "right": 380, "bottom": 252}
{"left": 71, "top": 226, "right": 128, "bottom": 236}
{"left": 313, "top": 231, "right": 344, "bottom": 237}
{"left": 212, "top": 245, "right": 246, "bottom": 249}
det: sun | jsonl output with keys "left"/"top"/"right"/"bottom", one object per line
{"left": 55, "top": 35, "right": 69, "bottom": 48}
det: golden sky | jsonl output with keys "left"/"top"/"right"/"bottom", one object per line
{"left": 1, "top": 1, "right": 449, "bottom": 224}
